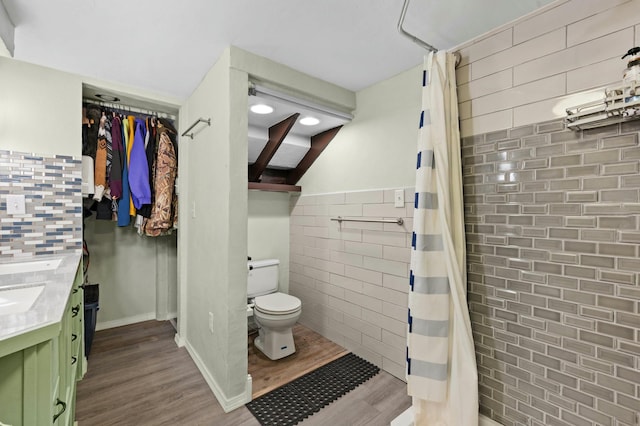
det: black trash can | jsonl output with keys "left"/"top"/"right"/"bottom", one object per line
{"left": 83, "top": 283, "right": 99, "bottom": 357}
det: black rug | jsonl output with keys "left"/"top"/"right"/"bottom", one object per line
{"left": 246, "top": 353, "right": 380, "bottom": 426}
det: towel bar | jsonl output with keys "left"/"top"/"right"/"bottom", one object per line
{"left": 331, "top": 216, "right": 404, "bottom": 225}
{"left": 181, "top": 117, "right": 211, "bottom": 139}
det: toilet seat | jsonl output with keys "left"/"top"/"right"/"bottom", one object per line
{"left": 254, "top": 292, "right": 301, "bottom": 315}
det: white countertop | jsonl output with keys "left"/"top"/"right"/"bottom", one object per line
{"left": 0, "top": 253, "right": 81, "bottom": 342}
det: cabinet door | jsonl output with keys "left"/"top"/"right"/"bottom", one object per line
{"left": 53, "top": 266, "right": 83, "bottom": 425}
{"left": 0, "top": 261, "right": 83, "bottom": 426}
{"left": 0, "top": 340, "right": 63, "bottom": 425}
{"left": 72, "top": 262, "right": 84, "bottom": 378}
{"left": 55, "top": 302, "right": 73, "bottom": 424}
{"left": 0, "top": 351, "right": 24, "bottom": 425}
{"left": 22, "top": 340, "right": 56, "bottom": 425}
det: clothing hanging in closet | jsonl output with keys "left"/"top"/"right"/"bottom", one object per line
{"left": 82, "top": 103, "right": 178, "bottom": 236}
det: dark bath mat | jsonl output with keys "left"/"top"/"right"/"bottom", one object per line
{"left": 246, "top": 353, "right": 380, "bottom": 426}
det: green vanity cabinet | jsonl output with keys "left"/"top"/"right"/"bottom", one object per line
{"left": 0, "top": 261, "right": 84, "bottom": 426}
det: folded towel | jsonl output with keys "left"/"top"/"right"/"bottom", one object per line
{"left": 82, "top": 155, "right": 95, "bottom": 197}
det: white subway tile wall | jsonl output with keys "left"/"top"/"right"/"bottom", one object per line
{"left": 458, "top": 0, "right": 640, "bottom": 138}
{"left": 289, "top": 189, "right": 413, "bottom": 380}
{"left": 463, "top": 119, "right": 640, "bottom": 426}
{"left": 512, "top": 0, "right": 626, "bottom": 45}
{"left": 0, "top": 150, "right": 82, "bottom": 258}
{"left": 567, "top": 0, "right": 640, "bottom": 47}
{"left": 458, "top": 69, "right": 513, "bottom": 103}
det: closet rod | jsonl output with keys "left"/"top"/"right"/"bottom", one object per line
{"left": 331, "top": 216, "right": 404, "bottom": 225}
{"left": 83, "top": 98, "right": 176, "bottom": 120}
{"left": 397, "top": 0, "right": 462, "bottom": 67}
{"left": 181, "top": 117, "right": 211, "bottom": 139}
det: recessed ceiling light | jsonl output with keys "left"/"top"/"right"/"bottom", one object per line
{"left": 250, "top": 104, "right": 274, "bottom": 114}
{"left": 300, "top": 116, "right": 320, "bottom": 126}
{"left": 95, "top": 94, "right": 120, "bottom": 102}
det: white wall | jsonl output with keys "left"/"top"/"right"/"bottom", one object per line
{"left": 0, "top": 58, "right": 83, "bottom": 257}
{"left": 179, "top": 48, "right": 251, "bottom": 409}
{"left": 0, "top": 55, "right": 182, "bottom": 328}
{"left": 0, "top": 46, "right": 362, "bottom": 411}
{"left": 156, "top": 233, "right": 178, "bottom": 319}
{"left": 78, "top": 83, "right": 181, "bottom": 330}
{"left": 230, "top": 45, "right": 357, "bottom": 300}
{"left": 84, "top": 216, "right": 178, "bottom": 329}
{"left": 282, "top": 54, "right": 423, "bottom": 382}
{"left": 289, "top": 188, "right": 414, "bottom": 380}
{"left": 298, "top": 65, "right": 422, "bottom": 194}
{"left": 288, "top": 2, "right": 640, "bottom": 382}
{"left": 248, "top": 191, "right": 291, "bottom": 293}
{"left": 452, "top": 2, "right": 640, "bottom": 424}
{"left": 230, "top": 48, "right": 356, "bottom": 114}
{"left": 175, "top": 46, "right": 356, "bottom": 410}
{"left": 0, "top": 57, "right": 81, "bottom": 156}
{"left": 456, "top": 0, "right": 639, "bottom": 137}
{"left": 84, "top": 217, "right": 156, "bottom": 327}
{"left": 284, "top": 1, "right": 640, "bottom": 193}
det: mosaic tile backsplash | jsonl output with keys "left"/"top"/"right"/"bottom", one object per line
{"left": 0, "top": 150, "right": 82, "bottom": 258}
{"left": 463, "top": 120, "right": 640, "bottom": 426}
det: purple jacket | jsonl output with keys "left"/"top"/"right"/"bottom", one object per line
{"left": 129, "top": 119, "right": 151, "bottom": 209}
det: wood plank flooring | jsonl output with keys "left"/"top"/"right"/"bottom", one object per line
{"left": 249, "top": 323, "right": 349, "bottom": 398}
{"left": 76, "top": 320, "right": 411, "bottom": 426}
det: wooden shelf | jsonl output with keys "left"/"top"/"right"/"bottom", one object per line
{"left": 247, "top": 124, "right": 343, "bottom": 193}
{"left": 248, "top": 182, "right": 301, "bottom": 193}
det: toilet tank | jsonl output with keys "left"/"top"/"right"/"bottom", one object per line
{"left": 247, "top": 259, "right": 279, "bottom": 298}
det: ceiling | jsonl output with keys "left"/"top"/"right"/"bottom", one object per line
{"left": 248, "top": 91, "right": 351, "bottom": 169}
{"left": 3, "top": 0, "right": 555, "bottom": 185}
{"left": 2, "top": 0, "right": 555, "bottom": 101}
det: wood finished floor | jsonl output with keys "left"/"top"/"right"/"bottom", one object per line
{"left": 76, "top": 320, "right": 411, "bottom": 426}
{"left": 248, "top": 323, "right": 349, "bottom": 398}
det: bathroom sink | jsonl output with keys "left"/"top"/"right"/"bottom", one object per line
{"left": 0, "top": 285, "right": 45, "bottom": 315}
{"left": 0, "top": 258, "right": 61, "bottom": 275}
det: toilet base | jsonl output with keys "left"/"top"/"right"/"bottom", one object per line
{"left": 254, "top": 327, "right": 296, "bottom": 360}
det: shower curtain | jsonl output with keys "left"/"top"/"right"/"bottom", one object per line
{"left": 406, "top": 51, "right": 478, "bottom": 425}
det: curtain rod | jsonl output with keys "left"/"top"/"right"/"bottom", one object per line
{"left": 397, "top": 0, "right": 462, "bottom": 67}
{"left": 82, "top": 98, "right": 176, "bottom": 120}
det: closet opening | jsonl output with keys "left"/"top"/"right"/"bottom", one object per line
{"left": 80, "top": 83, "right": 182, "bottom": 343}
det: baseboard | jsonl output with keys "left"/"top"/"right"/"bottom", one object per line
{"left": 391, "top": 408, "right": 502, "bottom": 426}
{"left": 480, "top": 414, "right": 503, "bottom": 426}
{"left": 390, "top": 406, "right": 414, "bottom": 426}
{"left": 156, "top": 311, "right": 178, "bottom": 321}
{"left": 95, "top": 312, "right": 156, "bottom": 331}
{"left": 174, "top": 332, "right": 184, "bottom": 347}
{"left": 184, "top": 340, "right": 252, "bottom": 413}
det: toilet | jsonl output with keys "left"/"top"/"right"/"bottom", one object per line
{"left": 247, "top": 259, "right": 302, "bottom": 360}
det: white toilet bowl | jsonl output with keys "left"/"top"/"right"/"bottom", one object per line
{"left": 252, "top": 292, "right": 301, "bottom": 360}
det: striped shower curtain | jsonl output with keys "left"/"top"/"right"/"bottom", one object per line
{"left": 406, "top": 51, "right": 478, "bottom": 425}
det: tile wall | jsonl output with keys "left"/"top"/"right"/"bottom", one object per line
{"left": 456, "top": 0, "right": 640, "bottom": 137}
{"left": 0, "top": 150, "right": 82, "bottom": 257}
{"left": 289, "top": 189, "right": 414, "bottom": 379}
{"left": 463, "top": 119, "right": 640, "bottom": 426}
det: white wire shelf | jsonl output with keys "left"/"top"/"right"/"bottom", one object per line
{"left": 565, "top": 83, "right": 640, "bottom": 131}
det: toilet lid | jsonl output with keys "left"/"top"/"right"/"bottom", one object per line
{"left": 254, "top": 293, "right": 301, "bottom": 315}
